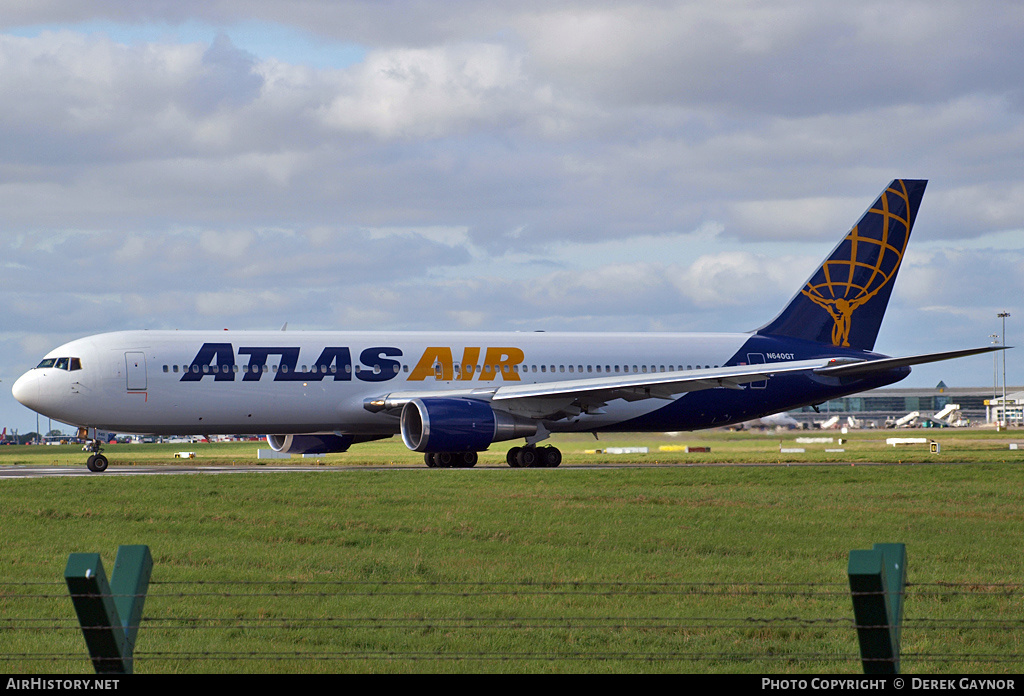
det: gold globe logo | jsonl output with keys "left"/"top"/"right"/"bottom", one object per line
{"left": 801, "top": 181, "right": 913, "bottom": 347}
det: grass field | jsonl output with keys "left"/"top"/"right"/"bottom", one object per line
{"left": 2, "top": 428, "right": 1024, "bottom": 674}
{"left": 4, "top": 426, "right": 1024, "bottom": 467}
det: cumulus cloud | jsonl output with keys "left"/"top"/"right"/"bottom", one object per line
{"left": 669, "top": 251, "right": 806, "bottom": 308}
{"left": 319, "top": 43, "right": 531, "bottom": 139}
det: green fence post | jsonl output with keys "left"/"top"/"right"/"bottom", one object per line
{"left": 64, "top": 545, "right": 152, "bottom": 674}
{"left": 109, "top": 545, "right": 153, "bottom": 659}
{"left": 848, "top": 542, "right": 906, "bottom": 674}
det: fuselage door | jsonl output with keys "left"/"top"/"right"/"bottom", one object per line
{"left": 746, "top": 353, "right": 767, "bottom": 389}
{"left": 125, "top": 352, "right": 147, "bottom": 391}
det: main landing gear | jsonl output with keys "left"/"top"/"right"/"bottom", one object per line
{"left": 424, "top": 451, "right": 479, "bottom": 468}
{"left": 422, "top": 445, "right": 563, "bottom": 468}
{"left": 506, "top": 445, "right": 562, "bottom": 468}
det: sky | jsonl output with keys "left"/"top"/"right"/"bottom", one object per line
{"left": 2, "top": 1, "right": 1022, "bottom": 434}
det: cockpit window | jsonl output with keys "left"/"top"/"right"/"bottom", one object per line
{"left": 36, "top": 357, "right": 82, "bottom": 371}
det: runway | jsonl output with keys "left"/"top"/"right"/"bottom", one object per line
{"left": 0, "top": 464, "right": 319, "bottom": 479}
{"left": 0, "top": 464, "right": 435, "bottom": 479}
{"left": 0, "top": 460, "right": 923, "bottom": 478}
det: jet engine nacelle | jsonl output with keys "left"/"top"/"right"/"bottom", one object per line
{"left": 266, "top": 433, "right": 358, "bottom": 454}
{"left": 400, "top": 398, "right": 537, "bottom": 453}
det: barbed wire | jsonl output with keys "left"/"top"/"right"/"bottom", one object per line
{"left": 9, "top": 616, "right": 1024, "bottom": 633}
{"left": 8, "top": 578, "right": 1024, "bottom": 592}
{"left": 5, "top": 650, "right": 1024, "bottom": 665}
{"left": 0, "top": 650, "right": 856, "bottom": 664}
{"left": 0, "top": 579, "right": 889, "bottom": 600}
{"left": 2, "top": 615, "right": 857, "bottom": 631}
{"left": 5, "top": 577, "right": 1023, "bottom": 671}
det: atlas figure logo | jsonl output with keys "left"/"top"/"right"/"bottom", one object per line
{"left": 180, "top": 343, "right": 526, "bottom": 383}
{"left": 800, "top": 181, "right": 913, "bottom": 347}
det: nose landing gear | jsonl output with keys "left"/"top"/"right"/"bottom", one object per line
{"left": 86, "top": 452, "right": 109, "bottom": 472}
{"left": 79, "top": 430, "right": 108, "bottom": 472}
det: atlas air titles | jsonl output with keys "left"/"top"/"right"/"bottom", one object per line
{"left": 180, "top": 342, "right": 526, "bottom": 383}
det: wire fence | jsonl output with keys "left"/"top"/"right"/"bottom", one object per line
{"left": 3, "top": 579, "right": 1024, "bottom": 672}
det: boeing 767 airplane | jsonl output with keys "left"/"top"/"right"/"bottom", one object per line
{"left": 12, "top": 180, "right": 1004, "bottom": 471}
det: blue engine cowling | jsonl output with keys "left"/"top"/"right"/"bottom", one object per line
{"left": 400, "top": 398, "right": 537, "bottom": 453}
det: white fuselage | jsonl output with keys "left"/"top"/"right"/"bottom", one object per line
{"left": 13, "top": 329, "right": 752, "bottom": 436}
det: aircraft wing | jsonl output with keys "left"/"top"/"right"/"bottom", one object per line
{"left": 365, "top": 356, "right": 844, "bottom": 419}
{"left": 366, "top": 346, "right": 1007, "bottom": 420}
{"left": 811, "top": 346, "right": 1007, "bottom": 378}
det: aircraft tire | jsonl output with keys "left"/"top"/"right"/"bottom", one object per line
{"left": 506, "top": 447, "right": 522, "bottom": 468}
{"left": 86, "top": 454, "right": 108, "bottom": 473}
{"left": 458, "top": 451, "right": 478, "bottom": 468}
{"left": 516, "top": 448, "right": 538, "bottom": 468}
{"left": 540, "top": 446, "right": 562, "bottom": 468}
{"left": 424, "top": 453, "right": 439, "bottom": 468}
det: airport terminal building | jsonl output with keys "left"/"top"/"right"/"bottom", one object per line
{"left": 791, "top": 383, "right": 1024, "bottom": 428}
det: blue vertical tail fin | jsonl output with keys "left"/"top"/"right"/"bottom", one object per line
{"left": 756, "top": 179, "right": 927, "bottom": 351}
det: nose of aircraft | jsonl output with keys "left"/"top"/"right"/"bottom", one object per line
{"left": 12, "top": 371, "right": 40, "bottom": 411}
